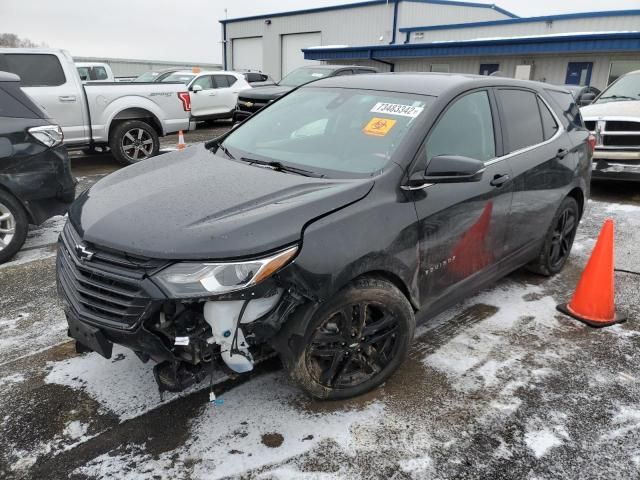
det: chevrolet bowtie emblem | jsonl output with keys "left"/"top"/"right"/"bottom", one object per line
{"left": 244, "top": 101, "right": 254, "bottom": 108}
{"left": 75, "top": 244, "right": 95, "bottom": 261}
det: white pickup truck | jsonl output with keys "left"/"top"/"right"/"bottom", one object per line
{"left": 0, "top": 49, "right": 194, "bottom": 164}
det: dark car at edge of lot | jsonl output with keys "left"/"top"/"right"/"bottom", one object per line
{"left": 563, "top": 84, "right": 601, "bottom": 107}
{"left": 0, "top": 71, "right": 76, "bottom": 263}
{"left": 57, "top": 73, "right": 592, "bottom": 400}
{"left": 233, "top": 64, "right": 379, "bottom": 122}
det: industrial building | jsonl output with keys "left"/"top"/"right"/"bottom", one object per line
{"left": 72, "top": 56, "right": 221, "bottom": 80}
{"left": 220, "top": 1, "right": 640, "bottom": 89}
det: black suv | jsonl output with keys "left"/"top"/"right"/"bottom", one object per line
{"left": 234, "top": 64, "right": 379, "bottom": 121}
{"left": 58, "top": 74, "right": 591, "bottom": 400}
{"left": 0, "top": 71, "right": 75, "bottom": 263}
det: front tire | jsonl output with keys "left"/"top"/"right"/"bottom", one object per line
{"left": 284, "top": 277, "right": 415, "bottom": 400}
{"left": 0, "top": 190, "right": 29, "bottom": 264}
{"left": 109, "top": 120, "right": 159, "bottom": 165}
{"left": 527, "top": 196, "right": 580, "bottom": 276}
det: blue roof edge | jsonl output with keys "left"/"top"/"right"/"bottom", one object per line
{"left": 302, "top": 31, "right": 640, "bottom": 59}
{"left": 399, "top": 9, "right": 640, "bottom": 33}
{"left": 219, "top": 0, "right": 518, "bottom": 24}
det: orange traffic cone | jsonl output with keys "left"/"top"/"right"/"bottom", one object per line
{"left": 177, "top": 130, "right": 186, "bottom": 150}
{"left": 556, "top": 218, "right": 625, "bottom": 328}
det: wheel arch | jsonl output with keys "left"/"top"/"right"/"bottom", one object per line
{"left": 0, "top": 179, "right": 34, "bottom": 223}
{"left": 108, "top": 108, "right": 163, "bottom": 141}
{"left": 567, "top": 186, "right": 585, "bottom": 219}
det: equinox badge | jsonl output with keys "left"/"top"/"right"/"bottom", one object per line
{"left": 75, "top": 244, "right": 95, "bottom": 261}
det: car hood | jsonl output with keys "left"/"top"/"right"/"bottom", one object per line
{"left": 580, "top": 100, "right": 640, "bottom": 118}
{"left": 69, "top": 145, "right": 373, "bottom": 260}
{"left": 239, "top": 85, "right": 293, "bottom": 101}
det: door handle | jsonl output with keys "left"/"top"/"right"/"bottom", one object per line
{"left": 58, "top": 95, "right": 77, "bottom": 102}
{"left": 556, "top": 148, "right": 569, "bottom": 159}
{"left": 490, "top": 174, "right": 510, "bottom": 187}
{"left": 401, "top": 182, "right": 433, "bottom": 191}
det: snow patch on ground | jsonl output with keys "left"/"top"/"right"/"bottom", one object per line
{"left": 424, "top": 283, "right": 566, "bottom": 393}
{"left": 45, "top": 345, "right": 224, "bottom": 420}
{"left": 604, "top": 202, "right": 640, "bottom": 214}
{"left": 524, "top": 427, "right": 566, "bottom": 458}
{"left": 0, "top": 247, "right": 56, "bottom": 270}
{"left": 63, "top": 420, "right": 88, "bottom": 440}
{"left": 0, "top": 373, "right": 25, "bottom": 387}
{"left": 77, "top": 372, "right": 383, "bottom": 480}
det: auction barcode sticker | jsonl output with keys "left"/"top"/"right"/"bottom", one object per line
{"left": 370, "top": 103, "right": 424, "bottom": 118}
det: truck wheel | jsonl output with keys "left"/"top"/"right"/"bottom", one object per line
{"left": 527, "top": 196, "right": 579, "bottom": 276}
{"left": 109, "top": 120, "right": 159, "bottom": 165}
{"left": 0, "top": 190, "right": 29, "bottom": 264}
{"left": 284, "top": 277, "right": 415, "bottom": 400}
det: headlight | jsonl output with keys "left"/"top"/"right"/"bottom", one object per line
{"left": 153, "top": 245, "right": 298, "bottom": 298}
{"left": 28, "top": 125, "right": 64, "bottom": 148}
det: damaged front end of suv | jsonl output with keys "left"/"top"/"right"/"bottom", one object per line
{"left": 57, "top": 221, "right": 313, "bottom": 394}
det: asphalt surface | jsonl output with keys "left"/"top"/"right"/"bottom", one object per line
{"left": 0, "top": 124, "right": 639, "bottom": 479}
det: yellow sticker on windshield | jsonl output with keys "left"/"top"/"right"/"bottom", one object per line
{"left": 363, "top": 117, "right": 397, "bottom": 137}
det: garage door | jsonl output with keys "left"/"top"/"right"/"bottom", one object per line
{"left": 232, "top": 37, "right": 263, "bottom": 72}
{"left": 281, "top": 32, "right": 321, "bottom": 78}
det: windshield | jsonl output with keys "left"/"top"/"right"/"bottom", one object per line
{"left": 161, "top": 72, "right": 195, "bottom": 84}
{"left": 221, "top": 87, "right": 434, "bottom": 177}
{"left": 134, "top": 71, "right": 160, "bottom": 82}
{"left": 278, "top": 67, "right": 336, "bottom": 87}
{"left": 595, "top": 72, "right": 640, "bottom": 103}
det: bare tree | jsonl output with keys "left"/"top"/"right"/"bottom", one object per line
{"left": 0, "top": 33, "right": 47, "bottom": 48}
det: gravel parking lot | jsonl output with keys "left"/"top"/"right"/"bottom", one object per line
{"left": 1, "top": 123, "right": 639, "bottom": 479}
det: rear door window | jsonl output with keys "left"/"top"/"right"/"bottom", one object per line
{"left": 426, "top": 90, "right": 496, "bottom": 163}
{"left": 192, "top": 75, "right": 214, "bottom": 90}
{"left": 0, "top": 54, "right": 66, "bottom": 87}
{"left": 497, "top": 89, "right": 544, "bottom": 154}
{"left": 214, "top": 75, "right": 237, "bottom": 88}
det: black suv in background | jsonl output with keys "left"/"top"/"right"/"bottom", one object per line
{"left": 234, "top": 64, "right": 379, "bottom": 121}
{"left": 58, "top": 74, "right": 591, "bottom": 400}
{"left": 0, "top": 71, "right": 76, "bottom": 263}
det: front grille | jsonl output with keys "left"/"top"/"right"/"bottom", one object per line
{"left": 584, "top": 119, "right": 640, "bottom": 150}
{"left": 606, "top": 121, "right": 640, "bottom": 132}
{"left": 603, "top": 135, "right": 640, "bottom": 147}
{"left": 237, "top": 97, "right": 268, "bottom": 114}
{"left": 57, "top": 223, "right": 164, "bottom": 330}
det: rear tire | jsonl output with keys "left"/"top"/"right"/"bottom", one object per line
{"left": 109, "top": 120, "right": 159, "bottom": 165}
{"left": 527, "top": 196, "right": 579, "bottom": 276}
{"left": 0, "top": 190, "right": 29, "bottom": 264}
{"left": 283, "top": 277, "right": 415, "bottom": 400}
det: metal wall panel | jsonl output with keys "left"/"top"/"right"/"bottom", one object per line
{"left": 412, "top": 15, "right": 640, "bottom": 43}
{"left": 224, "top": 3, "right": 394, "bottom": 80}
{"left": 398, "top": 3, "right": 509, "bottom": 34}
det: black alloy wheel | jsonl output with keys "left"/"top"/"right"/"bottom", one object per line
{"left": 527, "top": 196, "right": 580, "bottom": 276}
{"left": 284, "top": 277, "right": 415, "bottom": 400}
{"left": 549, "top": 207, "right": 577, "bottom": 270}
{"left": 308, "top": 302, "right": 401, "bottom": 389}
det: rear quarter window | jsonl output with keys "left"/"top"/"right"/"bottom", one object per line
{"left": 544, "top": 89, "right": 584, "bottom": 130}
{"left": 0, "top": 85, "right": 40, "bottom": 118}
{"left": 0, "top": 54, "right": 66, "bottom": 87}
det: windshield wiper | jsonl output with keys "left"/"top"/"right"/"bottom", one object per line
{"left": 205, "top": 139, "right": 235, "bottom": 159}
{"left": 598, "top": 94, "right": 637, "bottom": 101}
{"left": 240, "top": 157, "right": 324, "bottom": 178}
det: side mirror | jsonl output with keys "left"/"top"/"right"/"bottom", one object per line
{"left": 191, "top": 84, "right": 203, "bottom": 93}
{"left": 579, "top": 92, "right": 596, "bottom": 106}
{"left": 424, "top": 155, "right": 485, "bottom": 183}
{"left": 0, "top": 138, "right": 14, "bottom": 159}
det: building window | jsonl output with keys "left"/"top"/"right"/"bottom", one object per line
{"left": 608, "top": 61, "right": 640, "bottom": 85}
{"left": 430, "top": 64, "right": 449, "bottom": 73}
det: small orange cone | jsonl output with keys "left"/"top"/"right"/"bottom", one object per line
{"left": 556, "top": 218, "right": 625, "bottom": 328}
{"left": 177, "top": 130, "right": 186, "bottom": 150}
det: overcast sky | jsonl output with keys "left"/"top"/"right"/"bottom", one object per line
{"left": 1, "top": 0, "right": 638, "bottom": 64}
